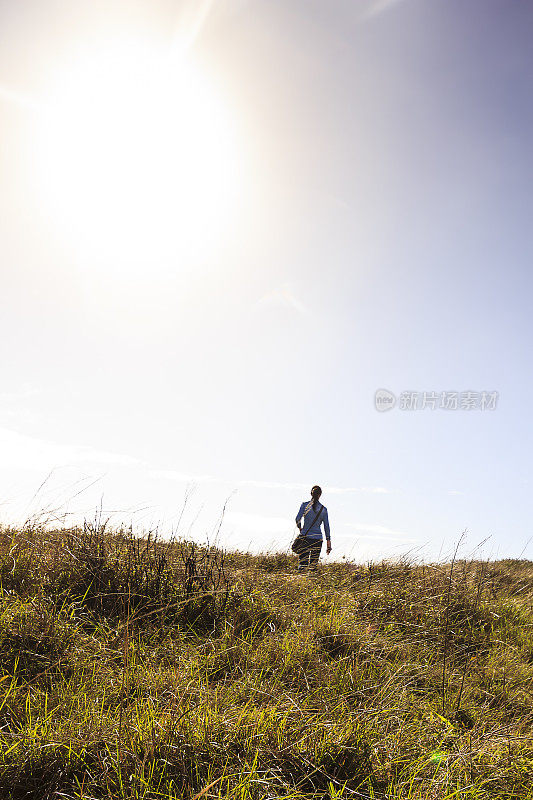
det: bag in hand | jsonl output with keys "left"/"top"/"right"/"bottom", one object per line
{"left": 291, "top": 533, "right": 311, "bottom": 554}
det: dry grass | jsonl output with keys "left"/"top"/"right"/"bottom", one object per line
{"left": 0, "top": 522, "right": 531, "bottom": 798}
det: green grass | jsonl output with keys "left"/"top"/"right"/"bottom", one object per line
{"left": 0, "top": 522, "right": 531, "bottom": 799}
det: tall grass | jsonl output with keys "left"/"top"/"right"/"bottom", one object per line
{"left": 0, "top": 522, "right": 531, "bottom": 798}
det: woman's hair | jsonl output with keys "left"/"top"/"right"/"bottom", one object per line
{"left": 311, "top": 485, "right": 322, "bottom": 510}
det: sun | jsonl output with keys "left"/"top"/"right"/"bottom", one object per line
{"left": 33, "top": 39, "right": 243, "bottom": 275}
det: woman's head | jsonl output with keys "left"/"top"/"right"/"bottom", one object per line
{"left": 311, "top": 485, "right": 322, "bottom": 501}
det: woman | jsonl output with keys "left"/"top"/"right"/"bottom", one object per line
{"left": 295, "top": 485, "right": 331, "bottom": 572}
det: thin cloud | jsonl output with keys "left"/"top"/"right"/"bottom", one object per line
{"left": 361, "top": 0, "right": 406, "bottom": 21}
{"left": 225, "top": 511, "right": 289, "bottom": 535}
{"left": 0, "top": 426, "right": 142, "bottom": 472}
{"left": 232, "top": 479, "right": 390, "bottom": 495}
{"left": 150, "top": 469, "right": 216, "bottom": 484}
{"left": 0, "top": 84, "right": 41, "bottom": 111}
{"left": 0, "top": 383, "right": 41, "bottom": 402}
{"left": 256, "top": 284, "right": 308, "bottom": 315}
{"left": 344, "top": 522, "right": 407, "bottom": 537}
{"left": 351, "top": 533, "right": 419, "bottom": 543}
{"left": 150, "top": 471, "right": 391, "bottom": 495}
{"left": 327, "top": 486, "right": 390, "bottom": 495}
{"left": 0, "top": 428, "right": 392, "bottom": 499}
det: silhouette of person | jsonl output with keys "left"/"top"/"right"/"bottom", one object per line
{"left": 295, "top": 485, "right": 331, "bottom": 572}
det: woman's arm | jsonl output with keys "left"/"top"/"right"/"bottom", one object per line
{"left": 323, "top": 508, "right": 332, "bottom": 553}
{"left": 295, "top": 502, "right": 305, "bottom": 530}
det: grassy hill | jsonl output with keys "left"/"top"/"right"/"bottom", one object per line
{"left": 0, "top": 523, "right": 531, "bottom": 799}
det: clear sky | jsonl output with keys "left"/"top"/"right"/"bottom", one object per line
{"left": 0, "top": 0, "right": 531, "bottom": 562}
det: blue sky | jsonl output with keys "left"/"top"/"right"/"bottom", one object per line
{"left": 0, "top": 0, "right": 531, "bottom": 561}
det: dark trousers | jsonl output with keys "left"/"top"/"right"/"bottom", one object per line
{"left": 298, "top": 539, "right": 322, "bottom": 571}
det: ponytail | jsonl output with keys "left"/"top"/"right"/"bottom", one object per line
{"left": 311, "top": 485, "right": 322, "bottom": 511}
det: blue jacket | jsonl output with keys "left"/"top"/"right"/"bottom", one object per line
{"left": 296, "top": 501, "right": 330, "bottom": 540}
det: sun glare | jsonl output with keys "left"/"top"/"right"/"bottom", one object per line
{"left": 34, "top": 39, "right": 242, "bottom": 274}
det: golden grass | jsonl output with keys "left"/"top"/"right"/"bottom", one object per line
{"left": 0, "top": 522, "right": 530, "bottom": 798}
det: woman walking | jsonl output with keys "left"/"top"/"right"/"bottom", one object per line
{"left": 295, "top": 485, "right": 331, "bottom": 572}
